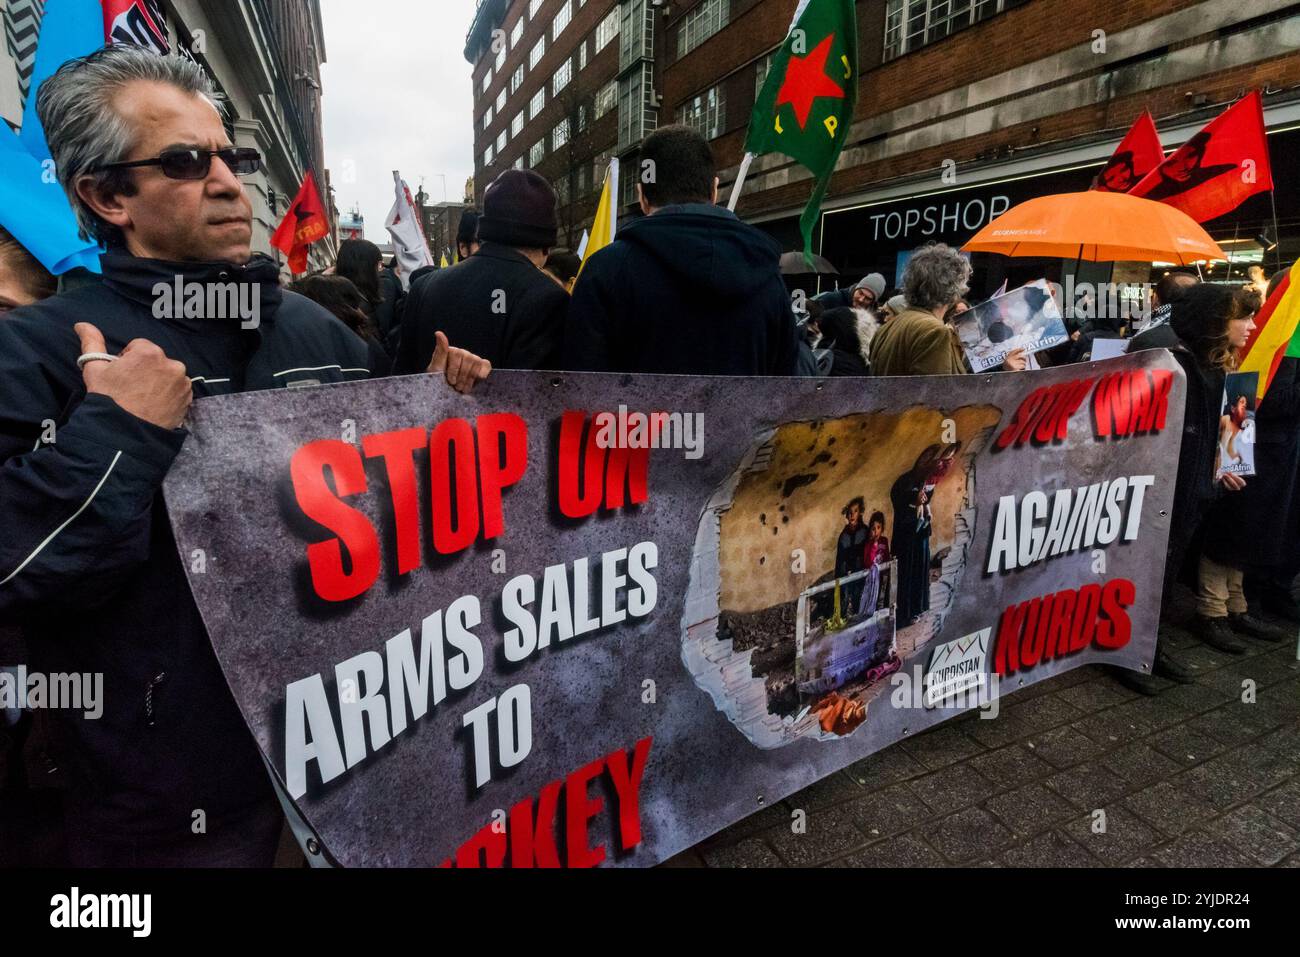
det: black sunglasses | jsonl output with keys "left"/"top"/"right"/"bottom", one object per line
{"left": 94, "top": 146, "right": 262, "bottom": 180}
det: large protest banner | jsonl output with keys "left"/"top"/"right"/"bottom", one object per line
{"left": 164, "top": 353, "right": 1185, "bottom": 867}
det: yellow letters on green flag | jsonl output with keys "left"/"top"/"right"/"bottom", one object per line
{"left": 744, "top": 0, "right": 858, "bottom": 264}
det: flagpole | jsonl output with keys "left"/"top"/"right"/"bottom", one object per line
{"left": 727, "top": 152, "right": 755, "bottom": 212}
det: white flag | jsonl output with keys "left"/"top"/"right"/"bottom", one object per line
{"left": 385, "top": 170, "right": 433, "bottom": 289}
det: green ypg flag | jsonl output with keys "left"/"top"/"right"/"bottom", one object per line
{"left": 744, "top": 0, "right": 858, "bottom": 263}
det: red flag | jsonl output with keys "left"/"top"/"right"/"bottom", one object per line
{"left": 1129, "top": 91, "right": 1273, "bottom": 222}
{"left": 271, "top": 172, "right": 330, "bottom": 275}
{"left": 103, "top": 0, "right": 170, "bottom": 54}
{"left": 1092, "top": 111, "right": 1163, "bottom": 192}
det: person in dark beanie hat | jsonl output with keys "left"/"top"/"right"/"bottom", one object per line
{"left": 394, "top": 170, "right": 567, "bottom": 372}
{"left": 478, "top": 170, "right": 559, "bottom": 247}
{"left": 564, "top": 125, "right": 799, "bottom": 375}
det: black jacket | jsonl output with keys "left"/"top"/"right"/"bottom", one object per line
{"left": 372, "top": 265, "right": 404, "bottom": 345}
{"left": 1205, "top": 356, "right": 1300, "bottom": 570}
{"left": 564, "top": 204, "right": 800, "bottom": 376}
{"left": 1130, "top": 323, "right": 1224, "bottom": 569}
{"left": 392, "top": 242, "right": 567, "bottom": 373}
{"left": 0, "top": 252, "right": 371, "bottom": 845}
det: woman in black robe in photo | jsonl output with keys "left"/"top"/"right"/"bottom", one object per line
{"left": 892, "top": 445, "right": 942, "bottom": 626}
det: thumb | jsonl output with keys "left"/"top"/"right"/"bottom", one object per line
{"left": 427, "top": 330, "right": 450, "bottom": 374}
{"left": 75, "top": 322, "right": 107, "bottom": 358}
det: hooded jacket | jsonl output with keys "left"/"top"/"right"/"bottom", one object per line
{"left": 0, "top": 252, "right": 370, "bottom": 848}
{"left": 564, "top": 204, "right": 800, "bottom": 376}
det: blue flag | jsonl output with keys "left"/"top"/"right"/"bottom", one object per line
{"left": 2, "top": 0, "right": 104, "bottom": 275}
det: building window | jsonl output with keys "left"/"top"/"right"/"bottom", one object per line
{"left": 595, "top": 7, "right": 620, "bottom": 52}
{"left": 530, "top": 139, "right": 545, "bottom": 166}
{"left": 621, "top": 164, "right": 638, "bottom": 207}
{"left": 514, "top": 155, "right": 525, "bottom": 170}
{"left": 511, "top": 64, "right": 525, "bottom": 94}
{"left": 529, "top": 87, "right": 546, "bottom": 120}
{"left": 556, "top": 175, "right": 570, "bottom": 206}
{"left": 495, "top": 43, "right": 506, "bottom": 71}
{"left": 617, "top": 60, "right": 657, "bottom": 151}
{"left": 755, "top": 51, "right": 776, "bottom": 96}
{"left": 553, "top": 57, "right": 572, "bottom": 95}
{"left": 483, "top": 105, "right": 494, "bottom": 129}
{"left": 512, "top": 111, "right": 524, "bottom": 136}
{"left": 577, "top": 102, "right": 588, "bottom": 133}
{"left": 594, "top": 80, "right": 617, "bottom": 120}
{"left": 553, "top": 0, "right": 571, "bottom": 40}
{"left": 530, "top": 36, "right": 546, "bottom": 69}
{"left": 577, "top": 164, "right": 588, "bottom": 195}
{"left": 481, "top": 69, "right": 492, "bottom": 93}
{"left": 677, "top": 0, "right": 729, "bottom": 59}
{"left": 578, "top": 37, "right": 588, "bottom": 71}
{"left": 620, "top": 0, "right": 654, "bottom": 68}
{"left": 484, "top": 144, "right": 494, "bottom": 166}
{"left": 497, "top": 130, "right": 507, "bottom": 152}
{"left": 496, "top": 88, "right": 507, "bottom": 113}
{"left": 884, "top": 0, "right": 1013, "bottom": 61}
{"left": 511, "top": 17, "right": 524, "bottom": 49}
{"left": 529, "top": 0, "right": 542, "bottom": 19}
{"left": 553, "top": 117, "right": 570, "bottom": 151}
{"left": 677, "top": 84, "right": 726, "bottom": 140}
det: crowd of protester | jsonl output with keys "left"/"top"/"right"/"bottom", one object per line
{"left": 0, "top": 43, "right": 1295, "bottom": 867}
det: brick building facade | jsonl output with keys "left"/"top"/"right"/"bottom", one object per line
{"left": 467, "top": 0, "right": 1300, "bottom": 292}
{"left": 466, "top": 0, "right": 624, "bottom": 250}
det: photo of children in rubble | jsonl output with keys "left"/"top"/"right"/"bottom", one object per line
{"left": 702, "top": 408, "right": 1001, "bottom": 741}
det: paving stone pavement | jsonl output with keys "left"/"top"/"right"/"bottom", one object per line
{"left": 665, "top": 614, "right": 1300, "bottom": 868}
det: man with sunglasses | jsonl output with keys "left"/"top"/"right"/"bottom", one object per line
{"left": 0, "top": 45, "right": 490, "bottom": 867}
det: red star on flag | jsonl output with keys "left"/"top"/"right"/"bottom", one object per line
{"left": 776, "top": 34, "right": 845, "bottom": 130}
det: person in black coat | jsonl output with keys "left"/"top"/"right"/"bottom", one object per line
{"left": 336, "top": 239, "right": 403, "bottom": 347}
{"left": 1125, "top": 283, "right": 1259, "bottom": 692}
{"left": 393, "top": 169, "right": 567, "bottom": 373}
{"left": 819, "top": 306, "right": 874, "bottom": 376}
{"left": 289, "top": 274, "right": 394, "bottom": 377}
{"left": 1203, "top": 355, "right": 1300, "bottom": 623}
{"left": 564, "top": 125, "right": 800, "bottom": 376}
{"left": 0, "top": 44, "right": 491, "bottom": 866}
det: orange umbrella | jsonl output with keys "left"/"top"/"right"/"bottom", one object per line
{"left": 963, "top": 191, "right": 1226, "bottom": 264}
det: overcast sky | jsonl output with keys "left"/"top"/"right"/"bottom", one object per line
{"left": 319, "top": 0, "right": 479, "bottom": 242}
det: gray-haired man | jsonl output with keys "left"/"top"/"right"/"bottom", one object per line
{"left": 0, "top": 45, "right": 488, "bottom": 866}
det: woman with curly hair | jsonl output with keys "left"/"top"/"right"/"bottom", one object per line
{"left": 1124, "top": 283, "right": 1260, "bottom": 692}
{"left": 871, "top": 244, "right": 1026, "bottom": 375}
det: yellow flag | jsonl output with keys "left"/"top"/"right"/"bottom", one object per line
{"left": 578, "top": 158, "right": 619, "bottom": 277}
{"left": 439, "top": 252, "right": 449, "bottom": 268}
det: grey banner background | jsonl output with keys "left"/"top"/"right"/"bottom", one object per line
{"left": 164, "top": 353, "right": 1184, "bottom": 867}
